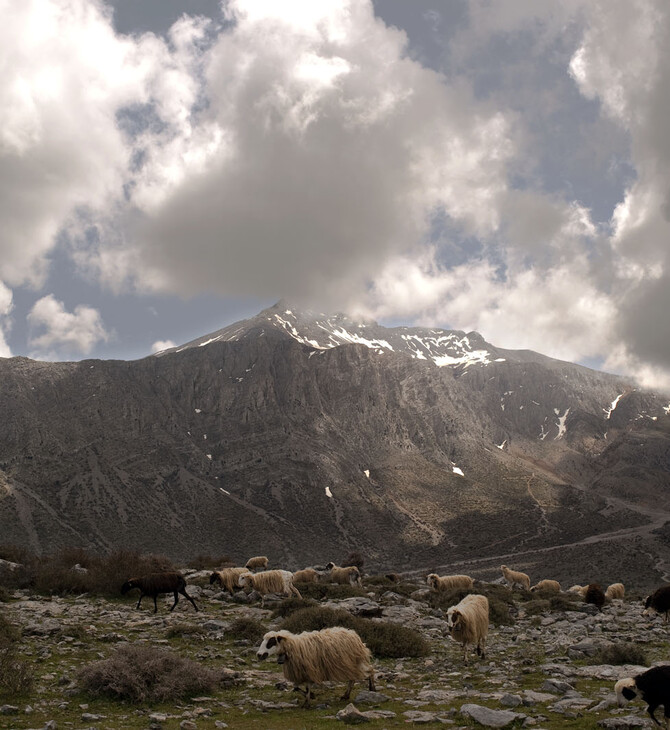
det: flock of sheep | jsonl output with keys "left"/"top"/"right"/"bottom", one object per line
{"left": 119, "top": 558, "right": 670, "bottom": 721}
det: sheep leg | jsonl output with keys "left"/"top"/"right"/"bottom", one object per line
{"left": 290, "top": 585, "right": 302, "bottom": 599}
{"left": 341, "top": 680, "right": 354, "bottom": 700}
{"left": 136, "top": 594, "right": 144, "bottom": 610}
{"left": 169, "top": 591, "right": 179, "bottom": 611}
{"left": 647, "top": 704, "right": 662, "bottom": 727}
{"left": 153, "top": 595, "right": 158, "bottom": 613}
{"left": 180, "top": 589, "right": 199, "bottom": 612}
{"left": 368, "top": 671, "right": 376, "bottom": 692}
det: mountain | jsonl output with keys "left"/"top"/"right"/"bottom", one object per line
{"left": 0, "top": 302, "right": 669, "bottom": 587}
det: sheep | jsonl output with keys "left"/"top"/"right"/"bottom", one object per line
{"left": 585, "top": 583, "right": 606, "bottom": 611}
{"left": 530, "top": 579, "right": 561, "bottom": 593}
{"left": 209, "top": 567, "right": 249, "bottom": 594}
{"left": 605, "top": 582, "right": 625, "bottom": 601}
{"left": 293, "top": 568, "right": 319, "bottom": 584}
{"left": 257, "top": 628, "right": 375, "bottom": 707}
{"left": 500, "top": 565, "right": 530, "bottom": 591}
{"left": 325, "top": 562, "right": 362, "bottom": 586}
{"left": 239, "top": 569, "right": 302, "bottom": 600}
{"left": 615, "top": 665, "right": 670, "bottom": 728}
{"left": 446, "top": 593, "right": 489, "bottom": 664}
{"left": 427, "top": 573, "right": 475, "bottom": 592}
{"left": 245, "top": 555, "right": 269, "bottom": 572}
{"left": 385, "top": 573, "right": 401, "bottom": 583}
{"left": 120, "top": 572, "right": 198, "bottom": 613}
{"left": 644, "top": 586, "right": 670, "bottom": 622}
{"left": 568, "top": 584, "right": 588, "bottom": 596}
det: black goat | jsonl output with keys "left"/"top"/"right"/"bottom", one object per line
{"left": 616, "top": 665, "right": 670, "bottom": 728}
{"left": 645, "top": 586, "right": 670, "bottom": 622}
{"left": 120, "top": 572, "right": 198, "bottom": 613}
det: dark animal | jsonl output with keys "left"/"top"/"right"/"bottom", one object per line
{"left": 615, "top": 665, "right": 670, "bottom": 728}
{"left": 584, "top": 583, "right": 606, "bottom": 611}
{"left": 121, "top": 572, "right": 198, "bottom": 613}
{"left": 645, "top": 586, "right": 670, "bottom": 622}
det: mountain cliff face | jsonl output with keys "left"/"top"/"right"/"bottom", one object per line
{"left": 0, "top": 302, "right": 669, "bottom": 585}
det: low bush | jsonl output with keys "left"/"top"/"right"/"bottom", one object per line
{"left": 227, "top": 617, "right": 266, "bottom": 643}
{"left": 279, "top": 606, "right": 429, "bottom": 658}
{"left": 270, "top": 597, "right": 317, "bottom": 619}
{"left": 165, "top": 622, "right": 207, "bottom": 639}
{"left": 523, "top": 599, "right": 551, "bottom": 616}
{"left": 593, "top": 642, "right": 649, "bottom": 666}
{"left": 78, "top": 645, "right": 223, "bottom": 702}
{"left": 0, "top": 613, "right": 33, "bottom": 697}
{"left": 296, "top": 583, "right": 367, "bottom": 601}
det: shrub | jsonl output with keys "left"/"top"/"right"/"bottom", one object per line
{"left": 165, "top": 622, "right": 207, "bottom": 639}
{"left": 227, "top": 618, "right": 266, "bottom": 643}
{"left": 78, "top": 645, "right": 223, "bottom": 702}
{"left": 549, "top": 593, "right": 582, "bottom": 612}
{"left": 270, "top": 597, "right": 317, "bottom": 619}
{"left": 523, "top": 599, "right": 551, "bottom": 616}
{"left": 280, "top": 606, "right": 428, "bottom": 658}
{"left": 0, "top": 614, "right": 33, "bottom": 697}
{"left": 593, "top": 642, "right": 649, "bottom": 667}
{"left": 296, "top": 583, "right": 367, "bottom": 601}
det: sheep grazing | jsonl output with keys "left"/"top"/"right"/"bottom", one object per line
{"left": 500, "top": 565, "right": 530, "bottom": 591}
{"left": 239, "top": 569, "right": 302, "bottom": 600}
{"left": 120, "top": 572, "right": 198, "bottom": 613}
{"left": 605, "top": 582, "right": 625, "bottom": 601}
{"left": 644, "top": 586, "right": 670, "bottom": 622}
{"left": 385, "top": 573, "right": 401, "bottom": 583}
{"left": 427, "top": 573, "right": 475, "bottom": 592}
{"left": 325, "top": 562, "right": 362, "bottom": 587}
{"left": 446, "top": 593, "right": 489, "bottom": 664}
{"left": 209, "top": 567, "right": 248, "bottom": 594}
{"left": 615, "top": 665, "right": 670, "bottom": 728}
{"left": 568, "top": 584, "right": 588, "bottom": 596}
{"left": 257, "top": 628, "right": 375, "bottom": 707}
{"left": 293, "top": 568, "right": 319, "bottom": 584}
{"left": 530, "top": 579, "right": 561, "bottom": 593}
{"left": 245, "top": 555, "right": 269, "bottom": 572}
{"left": 585, "top": 583, "right": 606, "bottom": 611}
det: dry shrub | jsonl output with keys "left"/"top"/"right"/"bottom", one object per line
{"left": 0, "top": 613, "right": 33, "bottom": 697}
{"left": 593, "top": 642, "right": 649, "bottom": 666}
{"left": 296, "top": 583, "right": 367, "bottom": 601}
{"left": 78, "top": 645, "right": 223, "bottom": 702}
{"left": 524, "top": 599, "right": 551, "bottom": 616}
{"left": 270, "top": 597, "right": 317, "bottom": 619}
{"left": 280, "top": 606, "right": 428, "bottom": 658}
{"left": 227, "top": 618, "right": 266, "bottom": 643}
{"left": 165, "top": 622, "right": 207, "bottom": 639}
{"left": 187, "top": 554, "right": 233, "bottom": 571}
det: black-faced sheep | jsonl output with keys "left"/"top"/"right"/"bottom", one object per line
{"left": 644, "top": 586, "right": 670, "bottom": 622}
{"left": 585, "top": 583, "right": 606, "bottom": 611}
{"left": 500, "top": 565, "right": 530, "bottom": 591}
{"left": 257, "top": 628, "right": 375, "bottom": 707}
{"left": 615, "top": 665, "right": 670, "bottom": 728}
{"left": 245, "top": 555, "right": 269, "bottom": 572}
{"left": 427, "top": 573, "right": 474, "bottom": 591}
{"left": 325, "top": 562, "right": 362, "bottom": 586}
{"left": 446, "top": 593, "right": 489, "bottom": 664}
{"left": 209, "top": 567, "right": 248, "bottom": 594}
{"left": 292, "top": 568, "right": 319, "bottom": 584}
{"left": 531, "top": 579, "right": 561, "bottom": 593}
{"left": 239, "top": 569, "right": 302, "bottom": 600}
{"left": 605, "top": 582, "right": 625, "bottom": 600}
{"left": 120, "top": 572, "right": 198, "bottom": 613}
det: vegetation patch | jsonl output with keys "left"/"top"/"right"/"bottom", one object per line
{"left": 165, "top": 622, "right": 207, "bottom": 639}
{"left": 0, "top": 612, "right": 33, "bottom": 697}
{"left": 296, "top": 583, "right": 367, "bottom": 601}
{"left": 227, "top": 617, "right": 267, "bottom": 643}
{"left": 270, "top": 597, "right": 317, "bottom": 618}
{"left": 592, "top": 642, "right": 649, "bottom": 666}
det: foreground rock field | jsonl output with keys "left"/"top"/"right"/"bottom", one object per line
{"left": 1, "top": 573, "right": 669, "bottom": 729}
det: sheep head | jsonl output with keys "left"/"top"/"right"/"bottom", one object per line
{"left": 614, "top": 677, "right": 638, "bottom": 706}
{"left": 257, "top": 631, "right": 290, "bottom": 661}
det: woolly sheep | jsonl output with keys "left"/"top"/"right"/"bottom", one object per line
{"left": 209, "top": 567, "right": 248, "bottom": 594}
{"left": 427, "top": 573, "right": 474, "bottom": 592}
{"left": 644, "top": 586, "right": 670, "bottom": 622}
{"left": 120, "top": 572, "right": 198, "bottom": 613}
{"left": 585, "top": 583, "right": 606, "bottom": 611}
{"left": 325, "top": 562, "right": 362, "bottom": 586}
{"left": 615, "top": 665, "right": 670, "bottom": 728}
{"left": 530, "top": 579, "right": 561, "bottom": 593}
{"left": 239, "top": 569, "right": 302, "bottom": 600}
{"left": 568, "top": 584, "right": 588, "bottom": 596}
{"left": 605, "top": 582, "right": 625, "bottom": 601}
{"left": 446, "top": 593, "right": 489, "bottom": 664}
{"left": 257, "top": 628, "right": 375, "bottom": 707}
{"left": 500, "top": 565, "right": 530, "bottom": 591}
{"left": 293, "top": 568, "right": 319, "bottom": 584}
{"left": 245, "top": 555, "right": 269, "bottom": 572}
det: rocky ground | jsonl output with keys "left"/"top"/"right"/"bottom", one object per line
{"left": 1, "top": 573, "right": 669, "bottom": 729}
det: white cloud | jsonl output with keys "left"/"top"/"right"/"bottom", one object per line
{"left": 27, "top": 295, "right": 110, "bottom": 357}
{"left": 151, "top": 339, "right": 176, "bottom": 353}
{"left": 0, "top": 281, "right": 13, "bottom": 358}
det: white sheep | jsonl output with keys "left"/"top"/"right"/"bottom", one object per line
{"left": 209, "top": 567, "right": 249, "bottom": 594}
{"left": 500, "top": 565, "right": 530, "bottom": 591}
{"left": 426, "top": 573, "right": 474, "bottom": 592}
{"left": 257, "top": 628, "right": 375, "bottom": 707}
{"left": 245, "top": 555, "right": 269, "bottom": 572}
{"left": 567, "top": 584, "right": 588, "bottom": 596}
{"left": 446, "top": 593, "right": 489, "bottom": 664}
{"left": 239, "top": 569, "right": 302, "bottom": 600}
{"left": 605, "top": 582, "right": 625, "bottom": 600}
{"left": 293, "top": 568, "right": 319, "bottom": 584}
{"left": 325, "top": 562, "right": 362, "bottom": 586}
{"left": 530, "top": 579, "right": 561, "bottom": 593}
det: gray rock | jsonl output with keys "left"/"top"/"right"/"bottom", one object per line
{"left": 0, "top": 705, "right": 18, "bottom": 715}
{"left": 550, "top": 696, "right": 594, "bottom": 713}
{"left": 499, "top": 694, "right": 522, "bottom": 707}
{"left": 541, "top": 678, "right": 575, "bottom": 694}
{"left": 522, "top": 690, "right": 556, "bottom": 705}
{"left": 324, "top": 597, "right": 382, "bottom": 617}
{"left": 402, "top": 710, "right": 442, "bottom": 723}
{"left": 353, "top": 690, "right": 390, "bottom": 705}
{"left": 336, "top": 703, "right": 370, "bottom": 723}
{"left": 460, "top": 704, "right": 526, "bottom": 727}
{"left": 417, "top": 689, "right": 461, "bottom": 703}
{"left": 597, "top": 717, "right": 650, "bottom": 728}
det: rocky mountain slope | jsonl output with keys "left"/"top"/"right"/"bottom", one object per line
{"left": 0, "top": 302, "right": 668, "bottom": 582}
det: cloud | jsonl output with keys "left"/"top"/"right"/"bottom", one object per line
{"left": 0, "top": 281, "right": 13, "bottom": 358}
{"left": 151, "top": 339, "right": 176, "bottom": 353}
{"left": 27, "top": 295, "right": 110, "bottom": 358}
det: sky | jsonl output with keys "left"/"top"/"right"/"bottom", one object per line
{"left": 2, "top": 1, "right": 670, "bottom": 392}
